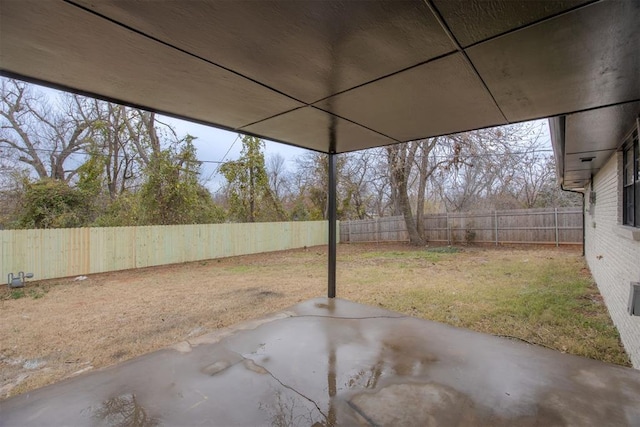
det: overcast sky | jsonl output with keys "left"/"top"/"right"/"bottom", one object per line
{"left": 158, "top": 115, "right": 309, "bottom": 191}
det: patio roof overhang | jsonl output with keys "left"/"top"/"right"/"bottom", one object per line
{"left": 550, "top": 102, "right": 640, "bottom": 190}
{"left": 1, "top": 0, "right": 638, "bottom": 168}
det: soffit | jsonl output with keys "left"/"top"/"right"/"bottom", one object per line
{"left": 559, "top": 101, "right": 640, "bottom": 189}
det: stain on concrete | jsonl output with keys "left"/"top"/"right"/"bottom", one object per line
{"left": 93, "top": 393, "right": 158, "bottom": 427}
{"left": 243, "top": 358, "right": 268, "bottom": 374}
{"left": 201, "top": 360, "right": 233, "bottom": 376}
{"left": 171, "top": 341, "right": 191, "bottom": 353}
{"left": 350, "top": 382, "right": 470, "bottom": 426}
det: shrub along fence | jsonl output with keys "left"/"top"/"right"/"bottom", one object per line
{"left": 1, "top": 221, "right": 328, "bottom": 281}
{"left": 340, "top": 208, "right": 583, "bottom": 246}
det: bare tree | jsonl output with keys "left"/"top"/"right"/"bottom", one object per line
{"left": 290, "top": 150, "right": 386, "bottom": 221}
{"left": 341, "top": 150, "right": 379, "bottom": 220}
{"left": 87, "top": 101, "right": 177, "bottom": 200}
{"left": 366, "top": 147, "right": 395, "bottom": 217}
{"left": 1, "top": 79, "right": 94, "bottom": 182}
{"left": 386, "top": 141, "right": 423, "bottom": 244}
{"left": 432, "top": 123, "right": 550, "bottom": 212}
{"left": 386, "top": 138, "right": 452, "bottom": 245}
{"left": 1, "top": 78, "right": 221, "bottom": 228}
{"left": 1, "top": 78, "right": 185, "bottom": 201}
{"left": 290, "top": 152, "right": 331, "bottom": 220}
{"left": 512, "top": 126, "right": 556, "bottom": 208}
{"left": 266, "top": 153, "right": 289, "bottom": 201}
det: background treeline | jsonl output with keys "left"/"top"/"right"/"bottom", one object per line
{"left": 0, "top": 78, "right": 580, "bottom": 241}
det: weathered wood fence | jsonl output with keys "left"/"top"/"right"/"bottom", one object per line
{"left": 340, "top": 208, "right": 583, "bottom": 246}
{"left": 1, "top": 221, "right": 328, "bottom": 281}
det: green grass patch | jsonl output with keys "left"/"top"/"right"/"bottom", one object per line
{"left": 1, "top": 285, "right": 49, "bottom": 301}
{"left": 425, "top": 246, "right": 461, "bottom": 254}
{"left": 346, "top": 248, "right": 630, "bottom": 367}
{"left": 28, "top": 288, "right": 48, "bottom": 299}
{"left": 9, "top": 289, "right": 25, "bottom": 299}
{"left": 360, "top": 250, "right": 447, "bottom": 262}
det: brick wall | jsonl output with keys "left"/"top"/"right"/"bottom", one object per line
{"left": 585, "top": 152, "right": 640, "bottom": 368}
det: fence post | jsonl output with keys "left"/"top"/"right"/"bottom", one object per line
{"left": 347, "top": 220, "right": 351, "bottom": 243}
{"left": 494, "top": 210, "right": 498, "bottom": 246}
{"left": 554, "top": 207, "right": 559, "bottom": 247}
{"left": 375, "top": 217, "right": 380, "bottom": 243}
{"left": 447, "top": 213, "right": 451, "bottom": 245}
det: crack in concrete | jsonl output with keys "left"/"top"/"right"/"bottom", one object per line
{"left": 260, "top": 363, "right": 329, "bottom": 420}
{"left": 227, "top": 348, "right": 328, "bottom": 420}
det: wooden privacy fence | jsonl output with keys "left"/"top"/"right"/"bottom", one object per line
{"left": 340, "top": 208, "right": 583, "bottom": 246}
{"left": 1, "top": 221, "right": 328, "bottom": 281}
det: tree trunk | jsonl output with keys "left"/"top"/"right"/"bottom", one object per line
{"left": 398, "top": 177, "right": 424, "bottom": 245}
{"left": 415, "top": 138, "right": 439, "bottom": 239}
{"left": 386, "top": 144, "right": 425, "bottom": 246}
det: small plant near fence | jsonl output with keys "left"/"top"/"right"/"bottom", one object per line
{"left": 2, "top": 284, "right": 50, "bottom": 301}
{"left": 465, "top": 220, "right": 477, "bottom": 244}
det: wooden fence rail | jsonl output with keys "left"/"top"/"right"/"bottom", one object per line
{"left": 1, "top": 221, "right": 329, "bottom": 281}
{"left": 340, "top": 208, "right": 583, "bottom": 246}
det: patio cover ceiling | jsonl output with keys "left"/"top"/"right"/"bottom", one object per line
{"left": 1, "top": 0, "right": 639, "bottom": 189}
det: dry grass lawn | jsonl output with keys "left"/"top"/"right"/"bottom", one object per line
{"left": 0, "top": 243, "right": 630, "bottom": 399}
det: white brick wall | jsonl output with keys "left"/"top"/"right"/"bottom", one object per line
{"left": 585, "top": 152, "right": 640, "bottom": 368}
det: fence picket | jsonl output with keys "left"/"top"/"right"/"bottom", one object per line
{"left": 2, "top": 221, "right": 329, "bottom": 281}
{"left": 340, "top": 208, "right": 582, "bottom": 246}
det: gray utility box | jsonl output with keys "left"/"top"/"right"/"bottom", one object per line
{"left": 629, "top": 282, "right": 640, "bottom": 316}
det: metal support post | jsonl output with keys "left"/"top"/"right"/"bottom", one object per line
{"left": 328, "top": 153, "right": 337, "bottom": 298}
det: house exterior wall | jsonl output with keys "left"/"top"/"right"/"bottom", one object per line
{"left": 585, "top": 152, "right": 640, "bottom": 368}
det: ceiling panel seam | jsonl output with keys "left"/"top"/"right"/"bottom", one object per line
{"left": 426, "top": 0, "right": 508, "bottom": 124}
{"left": 560, "top": 99, "right": 640, "bottom": 122}
{"left": 312, "top": 103, "right": 527, "bottom": 146}
{"left": 62, "top": 0, "right": 306, "bottom": 106}
{"left": 307, "top": 51, "right": 458, "bottom": 106}
{"left": 228, "top": 128, "right": 328, "bottom": 155}
{"left": 237, "top": 106, "right": 309, "bottom": 131}
{"left": 307, "top": 106, "right": 401, "bottom": 144}
{"left": 237, "top": 106, "right": 400, "bottom": 154}
{"left": 459, "top": 0, "right": 602, "bottom": 50}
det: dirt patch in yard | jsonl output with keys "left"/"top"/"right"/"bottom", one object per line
{"left": 0, "top": 243, "right": 630, "bottom": 398}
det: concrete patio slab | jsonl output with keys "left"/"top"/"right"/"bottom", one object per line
{"left": 1, "top": 298, "right": 639, "bottom": 426}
